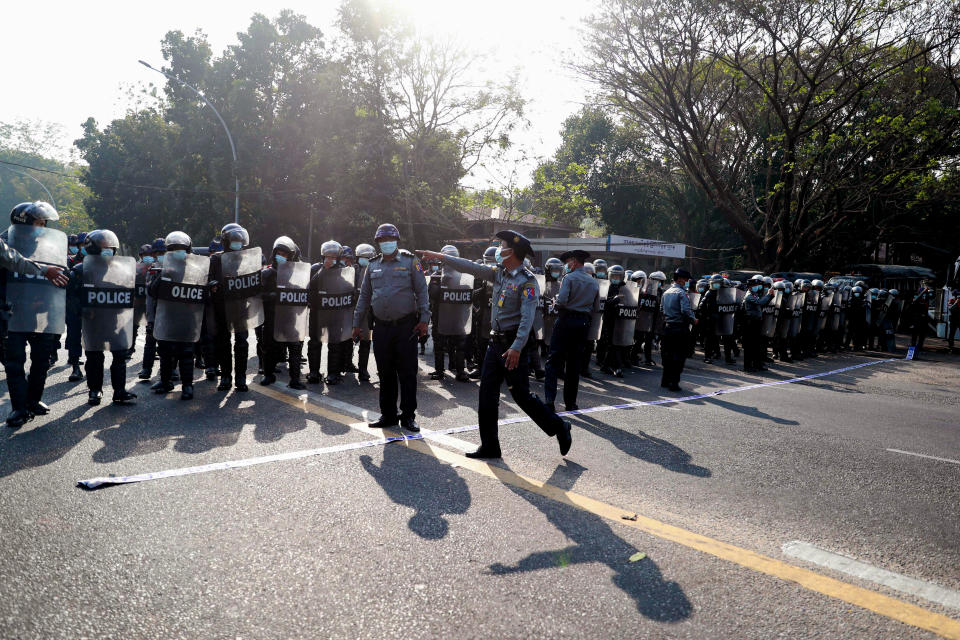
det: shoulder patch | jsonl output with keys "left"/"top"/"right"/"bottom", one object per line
{"left": 523, "top": 283, "right": 537, "bottom": 300}
{"left": 414, "top": 258, "right": 425, "bottom": 273}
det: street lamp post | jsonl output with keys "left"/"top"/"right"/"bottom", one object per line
{"left": 139, "top": 59, "right": 239, "bottom": 224}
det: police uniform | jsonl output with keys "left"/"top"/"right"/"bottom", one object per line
{"left": 544, "top": 251, "right": 598, "bottom": 412}
{"left": 354, "top": 248, "right": 430, "bottom": 427}
{"left": 439, "top": 231, "right": 570, "bottom": 458}
{"left": 660, "top": 270, "right": 697, "bottom": 391}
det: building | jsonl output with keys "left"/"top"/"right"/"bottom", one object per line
{"left": 447, "top": 206, "right": 578, "bottom": 258}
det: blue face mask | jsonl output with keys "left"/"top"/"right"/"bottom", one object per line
{"left": 550, "top": 270, "right": 562, "bottom": 279}
{"left": 751, "top": 285, "right": 762, "bottom": 293}
{"left": 171, "top": 250, "right": 187, "bottom": 260}
{"left": 230, "top": 241, "right": 243, "bottom": 251}
{"left": 711, "top": 282, "right": 721, "bottom": 290}
{"left": 610, "top": 278, "right": 621, "bottom": 285}
{"left": 494, "top": 247, "right": 512, "bottom": 265}
{"left": 358, "top": 257, "right": 369, "bottom": 268}
{"left": 274, "top": 255, "right": 287, "bottom": 264}
{"left": 564, "top": 263, "right": 572, "bottom": 274}
{"left": 379, "top": 241, "right": 397, "bottom": 255}
{"left": 101, "top": 249, "right": 115, "bottom": 258}
{"left": 69, "top": 246, "right": 79, "bottom": 255}
{"left": 157, "top": 254, "right": 165, "bottom": 264}
{"left": 80, "top": 247, "right": 88, "bottom": 256}
{"left": 143, "top": 256, "right": 155, "bottom": 264}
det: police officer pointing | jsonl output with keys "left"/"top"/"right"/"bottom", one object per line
{"left": 352, "top": 224, "right": 429, "bottom": 432}
{"left": 419, "top": 230, "right": 572, "bottom": 459}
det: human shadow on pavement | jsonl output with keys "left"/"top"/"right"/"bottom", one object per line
{"left": 572, "top": 413, "right": 712, "bottom": 478}
{"left": 700, "top": 396, "right": 800, "bottom": 426}
{"left": 360, "top": 442, "right": 470, "bottom": 540}
{"left": 486, "top": 460, "right": 692, "bottom": 622}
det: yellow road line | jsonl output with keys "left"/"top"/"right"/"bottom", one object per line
{"left": 252, "top": 384, "right": 960, "bottom": 639}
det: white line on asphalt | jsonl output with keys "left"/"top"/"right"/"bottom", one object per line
{"left": 782, "top": 541, "right": 960, "bottom": 611}
{"left": 886, "top": 449, "right": 960, "bottom": 466}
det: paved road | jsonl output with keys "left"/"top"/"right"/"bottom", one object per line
{"left": 0, "top": 338, "right": 957, "bottom": 639}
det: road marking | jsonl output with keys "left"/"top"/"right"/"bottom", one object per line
{"left": 782, "top": 541, "right": 960, "bottom": 611}
{"left": 886, "top": 449, "right": 960, "bottom": 466}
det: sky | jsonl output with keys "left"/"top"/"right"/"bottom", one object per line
{"left": 1, "top": 0, "right": 597, "bottom": 189}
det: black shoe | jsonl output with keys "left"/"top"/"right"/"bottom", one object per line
{"left": 68, "top": 365, "right": 84, "bottom": 382}
{"left": 454, "top": 371, "right": 470, "bottom": 382}
{"left": 358, "top": 371, "right": 371, "bottom": 382}
{"left": 288, "top": 379, "right": 306, "bottom": 390}
{"left": 88, "top": 390, "right": 103, "bottom": 406}
{"left": 703, "top": 358, "right": 713, "bottom": 364}
{"left": 307, "top": 373, "right": 322, "bottom": 384}
{"left": 535, "top": 369, "right": 545, "bottom": 381}
{"left": 468, "top": 369, "right": 481, "bottom": 380}
{"left": 428, "top": 371, "right": 445, "bottom": 381}
{"left": 181, "top": 385, "right": 194, "bottom": 400}
{"left": 599, "top": 365, "right": 614, "bottom": 375}
{"left": 217, "top": 377, "right": 231, "bottom": 391}
{"left": 151, "top": 380, "right": 174, "bottom": 394}
{"left": 342, "top": 362, "right": 358, "bottom": 373}
{"left": 170, "top": 371, "right": 180, "bottom": 382}
{"left": 259, "top": 374, "right": 276, "bottom": 386}
{"left": 581, "top": 369, "right": 594, "bottom": 379}
{"left": 725, "top": 358, "right": 736, "bottom": 364}
{"left": 565, "top": 404, "right": 579, "bottom": 412}
{"left": 465, "top": 446, "right": 502, "bottom": 459}
{"left": 644, "top": 360, "right": 656, "bottom": 367}
{"left": 112, "top": 391, "right": 137, "bottom": 405}
{"left": 325, "top": 374, "right": 342, "bottom": 386}
{"left": 369, "top": 416, "right": 400, "bottom": 429}
{"left": 205, "top": 368, "right": 218, "bottom": 381}
{"left": 235, "top": 382, "right": 249, "bottom": 392}
{"left": 669, "top": 385, "right": 684, "bottom": 393}
{"left": 138, "top": 369, "right": 152, "bottom": 381}
{"left": 614, "top": 368, "right": 624, "bottom": 378}
{"left": 26, "top": 401, "right": 50, "bottom": 415}
{"left": 5, "top": 409, "right": 33, "bottom": 428}
{"left": 557, "top": 421, "right": 572, "bottom": 456}
{"left": 401, "top": 416, "right": 420, "bottom": 432}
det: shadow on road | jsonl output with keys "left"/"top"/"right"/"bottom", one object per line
{"left": 701, "top": 396, "right": 800, "bottom": 426}
{"left": 360, "top": 441, "right": 470, "bottom": 540}
{"left": 572, "top": 413, "right": 712, "bottom": 477}
{"left": 486, "top": 460, "right": 692, "bottom": 622}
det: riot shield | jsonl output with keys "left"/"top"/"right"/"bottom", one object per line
{"left": 542, "top": 279, "right": 561, "bottom": 344}
{"left": 5, "top": 225, "right": 67, "bottom": 334}
{"left": 875, "top": 296, "right": 894, "bottom": 327}
{"left": 636, "top": 277, "right": 659, "bottom": 333}
{"left": 476, "top": 282, "right": 492, "bottom": 337}
{"left": 802, "top": 290, "right": 821, "bottom": 334}
{"left": 689, "top": 291, "right": 702, "bottom": 312}
{"left": 715, "top": 286, "right": 737, "bottom": 336}
{"left": 134, "top": 261, "right": 149, "bottom": 320}
{"left": 761, "top": 290, "right": 781, "bottom": 338}
{"left": 587, "top": 280, "right": 609, "bottom": 341}
{"left": 613, "top": 281, "right": 639, "bottom": 347}
{"left": 817, "top": 291, "right": 834, "bottom": 332}
{"left": 735, "top": 288, "right": 747, "bottom": 304}
{"left": 153, "top": 253, "right": 210, "bottom": 343}
{"left": 314, "top": 266, "right": 356, "bottom": 344}
{"left": 776, "top": 293, "right": 794, "bottom": 339}
{"left": 437, "top": 269, "right": 474, "bottom": 336}
{"left": 220, "top": 247, "right": 264, "bottom": 332}
{"left": 789, "top": 292, "right": 804, "bottom": 337}
{"left": 274, "top": 261, "right": 310, "bottom": 342}
{"left": 530, "top": 274, "right": 546, "bottom": 341}
{"left": 81, "top": 255, "right": 136, "bottom": 351}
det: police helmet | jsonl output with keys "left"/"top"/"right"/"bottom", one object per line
{"left": 10, "top": 201, "right": 58, "bottom": 226}
{"left": 273, "top": 236, "right": 297, "bottom": 255}
{"left": 356, "top": 243, "right": 376, "bottom": 259}
{"left": 321, "top": 240, "right": 343, "bottom": 258}
{"left": 220, "top": 223, "right": 249, "bottom": 248}
{"left": 697, "top": 279, "right": 709, "bottom": 292}
{"left": 709, "top": 273, "right": 723, "bottom": 283}
{"left": 139, "top": 243, "right": 153, "bottom": 256}
{"left": 440, "top": 244, "right": 459, "bottom": 258}
{"left": 608, "top": 264, "right": 625, "bottom": 281}
{"left": 85, "top": 229, "right": 120, "bottom": 256}
{"left": 772, "top": 281, "right": 786, "bottom": 291}
{"left": 852, "top": 285, "right": 863, "bottom": 295}
{"left": 164, "top": 231, "right": 192, "bottom": 251}
{"left": 68, "top": 234, "right": 79, "bottom": 246}
{"left": 483, "top": 246, "right": 498, "bottom": 265}
{"left": 151, "top": 237, "right": 166, "bottom": 253}
{"left": 801, "top": 280, "right": 812, "bottom": 290}
{"left": 625, "top": 269, "right": 633, "bottom": 280}
{"left": 889, "top": 289, "right": 899, "bottom": 297}
{"left": 854, "top": 280, "right": 867, "bottom": 289}
{"left": 812, "top": 279, "right": 824, "bottom": 289}
{"left": 649, "top": 271, "right": 667, "bottom": 281}
{"left": 878, "top": 288, "right": 888, "bottom": 298}
{"left": 545, "top": 257, "right": 562, "bottom": 269}
{"left": 341, "top": 245, "right": 355, "bottom": 259}
{"left": 583, "top": 262, "right": 596, "bottom": 276}
{"left": 630, "top": 270, "right": 647, "bottom": 283}
{"left": 783, "top": 281, "right": 793, "bottom": 293}
{"left": 762, "top": 276, "right": 773, "bottom": 287}
{"left": 593, "top": 258, "right": 608, "bottom": 276}
{"left": 374, "top": 223, "right": 400, "bottom": 240}
{"left": 748, "top": 275, "right": 765, "bottom": 285}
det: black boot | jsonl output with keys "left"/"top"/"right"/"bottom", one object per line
{"left": 68, "top": 364, "right": 84, "bottom": 382}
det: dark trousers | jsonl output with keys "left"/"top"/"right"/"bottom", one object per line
{"left": 65, "top": 312, "right": 82, "bottom": 364}
{"left": 372, "top": 317, "right": 419, "bottom": 419}
{"left": 4, "top": 332, "right": 59, "bottom": 411}
{"left": 142, "top": 322, "right": 158, "bottom": 371}
{"left": 307, "top": 330, "right": 322, "bottom": 376}
{"left": 358, "top": 339, "right": 371, "bottom": 373}
{"left": 327, "top": 339, "right": 351, "bottom": 376}
{"left": 215, "top": 328, "right": 249, "bottom": 383}
{"left": 264, "top": 339, "right": 303, "bottom": 382}
{"left": 85, "top": 350, "right": 127, "bottom": 392}
{"left": 742, "top": 318, "right": 763, "bottom": 369}
{"left": 158, "top": 340, "right": 194, "bottom": 385}
{"left": 478, "top": 340, "right": 561, "bottom": 449}
{"left": 544, "top": 313, "right": 590, "bottom": 407}
{"left": 433, "top": 334, "right": 467, "bottom": 373}
{"left": 660, "top": 324, "right": 690, "bottom": 388}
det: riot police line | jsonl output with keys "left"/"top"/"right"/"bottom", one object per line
{"left": 0, "top": 200, "right": 921, "bottom": 431}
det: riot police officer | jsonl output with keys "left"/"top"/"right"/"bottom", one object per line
{"left": 467, "top": 245, "right": 498, "bottom": 377}
{"left": 1, "top": 202, "right": 71, "bottom": 427}
{"left": 65, "top": 231, "right": 89, "bottom": 381}
{"left": 68, "top": 230, "right": 137, "bottom": 405}
{"left": 138, "top": 238, "right": 165, "bottom": 381}
{"left": 130, "top": 243, "right": 153, "bottom": 361}
{"left": 846, "top": 285, "right": 868, "bottom": 351}
{"left": 742, "top": 275, "right": 772, "bottom": 372}
{"left": 427, "top": 244, "right": 473, "bottom": 382}
{"left": 353, "top": 243, "right": 376, "bottom": 381}
{"left": 580, "top": 261, "right": 598, "bottom": 378}
{"left": 260, "top": 236, "right": 307, "bottom": 389}
{"left": 593, "top": 258, "right": 608, "bottom": 280}
{"left": 209, "top": 223, "right": 262, "bottom": 392}
{"left": 311, "top": 240, "right": 355, "bottom": 386}
{"left": 700, "top": 274, "right": 723, "bottom": 363}
{"left": 419, "top": 230, "right": 571, "bottom": 459}
{"left": 352, "top": 224, "right": 429, "bottom": 431}
{"left": 599, "top": 264, "right": 629, "bottom": 377}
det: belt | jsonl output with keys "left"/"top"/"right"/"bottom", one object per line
{"left": 559, "top": 309, "right": 591, "bottom": 318}
{"left": 373, "top": 312, "right": 416, "bottom": 327}
{"left": 490, "top": 329, "right": 518, "bottom": 344}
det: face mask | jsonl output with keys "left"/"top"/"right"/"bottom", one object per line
{"left": 711, "top": 283, "right": 721, "bottom": 290}
{"left": 751, "top": 285, "right": 762, "bottom": 293}
{"left": 171, "top": 250, "right": 187, "bottom": 260}
{"left": 495, "top": 247, "right": 511, "bottom": 265}
{"left": 101, "top": 249, "right": 115, "bottom": 258}
{"left": 274, "top": 255, "right": 287, "bottom": 264}
{"left": 564, "top": 263, "right": 572, "bottom": 274}
{"left": 358, "top": 257, "right": 369, "bottom": 268}
{"left": 610, "top": 278, "right": 621, "bottom": 285}
{"left": 80, "top": 247, "right": 88, "bottom": 256}
{"left": 69, "top": 246, "right": 79, "bottom": 255}
{"left": 430, "top": 265, "right": 440, "bottom": 273}
{"left": 379, "top": 241, "right": 397, "bottom": 255}
{"left": 550, "top": 270, "right": 561, "bottom": 279}
{"left": 230, "top": 241, "right": 243, "bottom": 251}
{"left": 698, "top": 287, "right": 707, "bottom": 294}
{"left": 157, "top": 254, "right": 165, "bottom": 264}
{"left": 597, "top": 271, "right": 607, "bottom": 279}
{"left": 853, "top": 292, "right": 860, "bottom": 297}
{"left": 143, "top": 256, "right": 155, "bottom": 264}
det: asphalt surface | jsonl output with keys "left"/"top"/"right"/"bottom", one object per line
{"left": 0, "top": 334, "right": 957, "bottom": 639}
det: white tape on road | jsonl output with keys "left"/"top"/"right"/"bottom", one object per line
{"left": 886, "top": 449, "right": 960, "bottom": 466}
{"left": 782, "top": 540, "right": 960, "bottom": 611}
